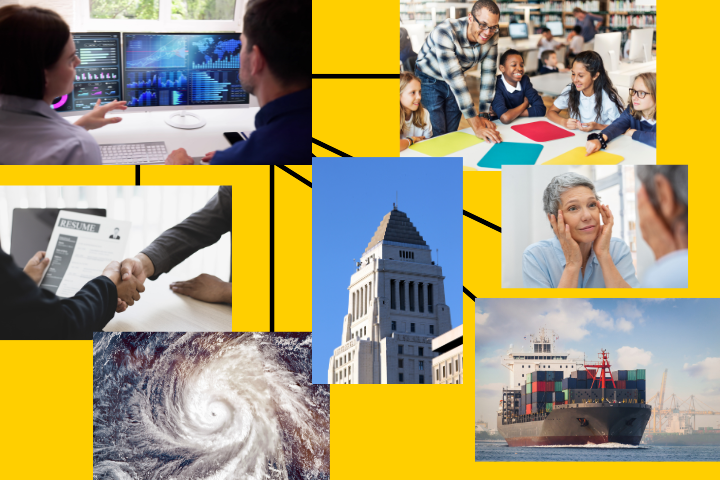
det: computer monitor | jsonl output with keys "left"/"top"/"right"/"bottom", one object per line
{"left": 593, "top": 31, "right": 622, "bottom": 72}
{"left": 122, "top": 33, "right": 249, "bottom": 110}
{"left": 628, "top": 28, "right": 654, "bottom": 62}
{"left": 52, "top": 33, "right": 123, "bottom": 117}
{"left": 508, "top": 23, "right": 529, "bottom": 40}
{"left": 546, "top": 21, "right": 563, "bottom": 37}
{"left": 10, "top": 208, "right": 106, "bottom": 269}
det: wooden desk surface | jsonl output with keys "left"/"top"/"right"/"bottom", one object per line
{"left": 103, "top": 274, "right": 232, "bottom": 332}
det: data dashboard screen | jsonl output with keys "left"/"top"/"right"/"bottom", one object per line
{"left": 123, "top": 33, "right": 249, "bottom": 108}
{"left": 51, "top": 33, "right": 123, "bottom": 113}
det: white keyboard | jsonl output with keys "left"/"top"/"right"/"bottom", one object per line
{"left": 100, "top": 142, "right": 168, "bottom": 165}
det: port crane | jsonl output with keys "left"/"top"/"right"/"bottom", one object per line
{"left": 647, "top": 369, "right": 720, "bottom": 432}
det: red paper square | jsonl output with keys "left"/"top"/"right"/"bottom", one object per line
{"left": 511, "top": 121, "right": 576, "bottom": 142}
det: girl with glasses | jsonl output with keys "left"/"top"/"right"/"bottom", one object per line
{"left": 586, "top": 72, "right": 657, "bottom": 155}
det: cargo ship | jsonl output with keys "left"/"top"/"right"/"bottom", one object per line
{"left": 496, "top": 329, "right": 651, "bottom": 446}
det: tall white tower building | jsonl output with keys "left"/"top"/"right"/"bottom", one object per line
{"left": 328, "top": 205, "right": 453, "bottom": 384}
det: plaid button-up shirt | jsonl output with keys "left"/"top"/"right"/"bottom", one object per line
{"left": 416, "top": 16, "right": 498, "bottom": 119}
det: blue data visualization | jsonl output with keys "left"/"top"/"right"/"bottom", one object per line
{"left": 123, "top": 33, "right": 249, "bottom": 108}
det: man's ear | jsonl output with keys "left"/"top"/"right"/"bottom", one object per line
{"left": 251, "top": 44, "right": 265, "bottom": 76}
{"left": 654, "top": 174, "right": 677, "bottom": 221}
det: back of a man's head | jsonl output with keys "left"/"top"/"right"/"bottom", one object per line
{"left": 243, "top": 0, "right": 310, "bottom": 89}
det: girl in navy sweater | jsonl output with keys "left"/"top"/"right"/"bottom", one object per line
{"left": 586, "top": 72, "right": 656, "bottom": 155}
{"left": 491, "top": 49, "right": 546, "bottom": 124}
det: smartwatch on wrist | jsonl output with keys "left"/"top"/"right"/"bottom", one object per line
{"left": 478, "top": 112, "right": 490, "bottom": 120}
{"left": 408, "top": 137, "right": 414, "bottom": 146}
{"left": 587, "top": 133, "right": 607, "bottom": 150}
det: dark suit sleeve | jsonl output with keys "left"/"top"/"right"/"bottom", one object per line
{"left": 524, "top": 77, "right": 547, "bottom": 117}
{"left": 601, "top": 107, "right": 633, "bottom": 143}
{"left": 141, "top": 186, "right": 232, "bottom": 280}
{"left": 2, "top": 249, "right": 117, "bottom": 340}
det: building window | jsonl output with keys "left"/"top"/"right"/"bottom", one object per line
{"left": 429, "top": 325, "right": 434, "bottom": 335}
{"left": 398, "top": 345, "right": 403, "bottom": 355}
{"left": 456, "top": 359, "right": 458, "bottom": 371}
{"left": 522, "top": 374, "right": 524, "bottom": 377}
{"left": 399, "top": 373, "right": 404, "bottom": 382}
{"left": 399, "top": 280, "right": 406, "bottom": 311}
{"left": 419, "top": 375, "right": 425, "bottom": 384}
{"left": 443, "top": 366, "right": 446, "bottom": 378}
{"left": 335, "top": 373, "right": 338, "bottom": 382}
{"left": 410, "top": 323, "right": 415, "bottom": 333}
{"left": 419, "top": 347, "right": 424, "bottom": 356}
{"left": 522, "top": 365, "right": 525, "bottom": 368}
{"left": 390, "top": 279, "right": 396, "bottom": 309}
{"left": 364, "top": 326, "right": 366, "bottom": 336}
{"left": 391, "top": 321, "right": 396, "bottom": 331}
{"left": 409, "top": 281, "right": 415, "bottom": 311}
{"left": 418, "top": 282, "right": 424, "bottom": 313}
{"left": 449, "top": 363, "right": 453, "bottom": 375}
{"left": 398, "top": 359, "right": 403, "bottom": 368}
{"left": 428, "top": 284, "right": 433, "bottom": 313}
{"left": 419, "top": 361, "right": 424, "bottom": 370}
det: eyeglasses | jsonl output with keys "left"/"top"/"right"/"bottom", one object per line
{"left": 629, "top": 89, "right": 650, "bottom": 99}
{"left": 471, "top": 13, "right": 500, "bottom": 34}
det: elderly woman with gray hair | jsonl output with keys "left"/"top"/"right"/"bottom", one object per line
{"left": 523, "top": 172, "right": 639, "bottom": 288}
{"left": 636, "top": 165, "right": 688, "bottom": 288}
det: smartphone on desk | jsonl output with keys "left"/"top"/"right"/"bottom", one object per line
{"left": 224, "top": 132, "right": 245, "bottom": 145}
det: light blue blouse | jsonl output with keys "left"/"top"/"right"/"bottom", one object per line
{"left": 522, "top": 236, "right": 640, "bottom": 288}
{"left": 641, "top": 249, "right": 688, "bottom": 288}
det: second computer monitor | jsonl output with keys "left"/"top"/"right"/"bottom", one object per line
{"left": 593, "top": 31, "right": 622, "bottom": 71}
{"left": 508, "top": 23, "right": 529, "bottom": 40}
{"left": 628, "top": 28, "right": 655, "bottom": 62}
{"left": 546, "top": 21, "right": 564, "bottom": 37}
{"left": 122, "top": 33, "right": 250, "bottom": 109}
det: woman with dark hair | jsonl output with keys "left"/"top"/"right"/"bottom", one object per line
{"left": 546, "top": 51, "right": 624, "bottom": 133}
{"left": 0, "top": 5, "right": 126, "bottom": 165}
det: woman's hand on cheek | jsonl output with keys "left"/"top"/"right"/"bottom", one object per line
{"left": 593, "top": 204, "right": 614, "bottom": 259}
{"left": 550, "top": 211, "right": 582, "bottom": 268}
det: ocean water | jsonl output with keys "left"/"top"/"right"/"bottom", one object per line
{"left": 475, "top": 440, "right": 720, "bottom": 461}
{"left": 93, "top": 332, "right": 329, "bottom": 480}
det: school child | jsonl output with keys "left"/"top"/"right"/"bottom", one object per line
{"left": 491, "top": 49, "right": 546, "bottom": 125}
{"left": 537, "top": 27, "right": 564, "bottom": 70}
{"left": 566, "top": 25, "right": 584, "bottom": 64}
{"left": 546, "top": 51, "right": 624, "bottom": 132}
{"left": 400, "top": 72, "right": 432, "bottom": 151}
{"left": 586, "top": 72, "right": 656, "bottom": 155}
{"left": 538, "top": 50, "right": 569, "bottom": 75}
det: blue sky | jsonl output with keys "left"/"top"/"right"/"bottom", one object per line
{"left": 475, "top": 299, "right": 720, "bottom": 428}
{"left": 312, "top": 158, "right": 462, "bottom": 383}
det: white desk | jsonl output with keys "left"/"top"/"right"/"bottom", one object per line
{"left": 103, "top": 274, "right": 232, "bottom": 332}
{"left": 529, "top": 72, "right": 570, "bottom": 96}
{"left": 609, "top": 60, "right": 656, "bottom": 88}
{"left": 400, "top": 116, "right": 656, "bottom": 169}
{"left": 63, "top": 107, "right": 258, "bottom": 158}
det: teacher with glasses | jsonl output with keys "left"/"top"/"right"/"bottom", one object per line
{"left": 415, "top": 0, "right": 502, "bottom": 142}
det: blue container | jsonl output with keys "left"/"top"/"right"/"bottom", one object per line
{"left": 536, "top": 371, "right": 546, "bottom": 382}
{"left": 568, "top": 378, "right": 576, "bottom": 389}
{"left": 547, "top": 371, "right": 555, "bottom": 381}
{"left": 576, "top": 380, "right": 586, "bottom": 389}
{"left": 639, "top": 391, "right": 646, "bottom": 402}
{"left": 637, "top": 379, "right": 646, "bottom": 390}
{"left": 562, "top": 378, "right": 570, "bottom": 390}
{"left": 577, "top": 370, "right": 587, "bottom": 380}
{"left": 555, "top": 391, "right": 565, "bottom": 402}
{"left": 626, "top": 380, "right": 637, "bottom": 389}
{"left": 619, "top": 370, "right": 628, "bottom": 381}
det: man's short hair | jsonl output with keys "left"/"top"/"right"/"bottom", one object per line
{"left": 243, "top": 0, "right": 310, "bottom": 88}
{"left": 472, "top": 0, "right": 500, "bottom": 17}
{"left": 541, "top": 50, "right": 556, "bottom": 62}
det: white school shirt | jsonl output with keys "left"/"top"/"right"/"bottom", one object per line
{"left": 538, "top": 37, "right": 561, "bottom": 56}
{"left": 569, "top": 35, "right": 584, "bottom": 54}
{"left": 401, "top": 108, "right": 433, "bottom": 139}
{"left": 554, "top": 86, "right": 622, "bottom": 125}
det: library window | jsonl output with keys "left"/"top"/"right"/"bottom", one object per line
{"left": 409, "top": 281, "right": 415, "bottom": 311}
{"left": 443, "top": 366, "right": 446, "bottom": 378}
{"left": 455, "top": 360, "right": 458, "bottom": 371}
{"left": 399, "top": 373, "right": 404, "bottom": 382}
{"left": 419, "top": 361, "right": 424, "bottom": 370}
{"left": 390, "top": 279, "right": 396, "bottom": 309}
{"left": 418, "top": 347, "right": 423, "bottom": 356}
{"left": 428, "top": 284, "right": 433, "bottom": 313}
{"left": 398, "top": 359, "right": 403, "bottom": 368}
{"left": 419, "top": 375, "right": 425, "bottom": 384}
{"left": 410, "top": 323, "right": 415, "bottom": 333}
{"left": 391, "top": 321, "right": 396, "bottom": 331}
{"left": 429, "top": 325, "right": 434, "bottom": 334}
{"left": 398, "top": 345, "right": 403, "bottom": 355}
{"left": 399, "top": 280, "right": 406, "bottom": 311}
{"left": 418, "top": 282, "right": 424, "bottom": 313}
{"left": 436, "top": 369, "right": 439, "bottom": 381}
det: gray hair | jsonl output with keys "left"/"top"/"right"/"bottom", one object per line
{"left": 637, "top": 165, "right": 688, "bottom": 228}
{"left": 543, "top": 172, "right": 600, "bottom": 218}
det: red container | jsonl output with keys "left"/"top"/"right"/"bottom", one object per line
{"left": 587, "top": 368, "right": 596, "bottom": 377}
{"left": 526, "top": 404, "right": 532, "bottom": 415}
{"left": 532, "top": 382, "right": 538, "bottom": 393}
{"left": 617, "top": 380, "right": 626, "bottom": 389}
{"left": 546, "top": 381, "right": 554, "bottom": 391}
{"left": 537, "top": 381, "right": 545, "bottom": 392}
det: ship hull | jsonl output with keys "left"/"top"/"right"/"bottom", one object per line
{"left": 498, "top": 403, "right": 652, "bottom": 447}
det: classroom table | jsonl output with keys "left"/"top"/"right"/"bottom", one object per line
{"left": 63, "top": 106, "right": 258, "bottom": 159}
{"left": 103, "top": 273, "right": 232, "bottom": 332}
{"left": 400, "top": 116, "right": 656, "bottom": 170}
{"left": 529, "top": 72, "right": 570, "bottom": 96}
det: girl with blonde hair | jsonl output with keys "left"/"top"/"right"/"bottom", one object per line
{"left": 400, "top": 72, "right": 432, "bottom": 151}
